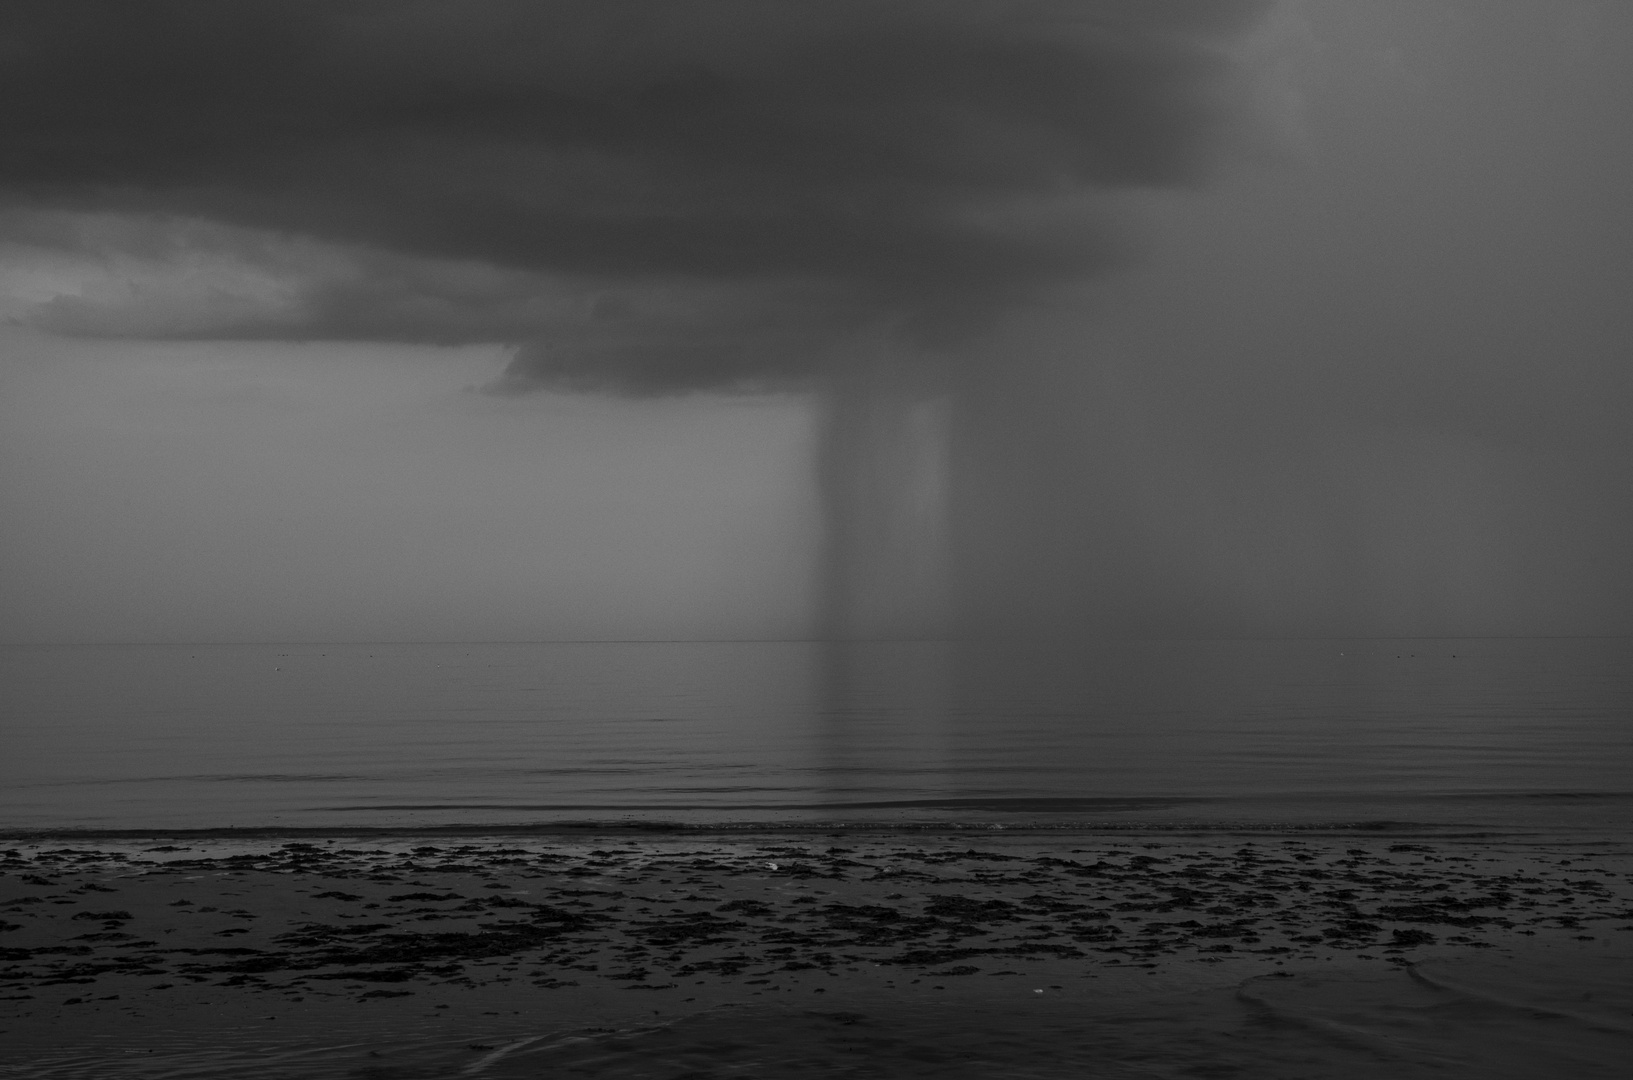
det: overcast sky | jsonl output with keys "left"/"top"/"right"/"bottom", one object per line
{"left": 2, "top": 0, "right": 1630, "bottom": 643}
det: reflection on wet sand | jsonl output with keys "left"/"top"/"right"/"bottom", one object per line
{"left": 8, "top": 954, "right": 1629, "bottom": 1078}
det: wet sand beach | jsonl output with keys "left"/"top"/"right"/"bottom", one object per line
{"left": 2, "top": 830, "right": 1630, "bottom": 1077}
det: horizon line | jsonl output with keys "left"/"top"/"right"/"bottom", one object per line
{"left": 4, "top": 634, "right": 1631, "bottom": 647}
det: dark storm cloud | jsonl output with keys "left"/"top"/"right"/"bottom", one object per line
{"left": 1, "top": 0, "right": 1265, "bottom": 390}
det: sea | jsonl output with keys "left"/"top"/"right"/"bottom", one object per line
{"left": 4, "top": 638, "right": 1632, "bottom": 1079}
{"left": 3, "top": 637, "right": 1630, "bottom": 837}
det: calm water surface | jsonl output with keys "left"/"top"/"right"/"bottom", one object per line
{"left": 2, "top": 638, "right": 1630, "bottom": 833}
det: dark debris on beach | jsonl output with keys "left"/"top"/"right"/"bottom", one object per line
{"left": 1, "top": 838, "right": 1629, "bottom": 1005}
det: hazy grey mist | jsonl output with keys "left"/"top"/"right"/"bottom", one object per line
{"left": 2, "top": 0, "right": 1630, "bottom": 641}
{"left": 955, "top": 1, "right": 1633, "bottom": 639}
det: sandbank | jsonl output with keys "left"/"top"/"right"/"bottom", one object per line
{"left": 2, "top": 829, "right": 1629, "bottom": 1076}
